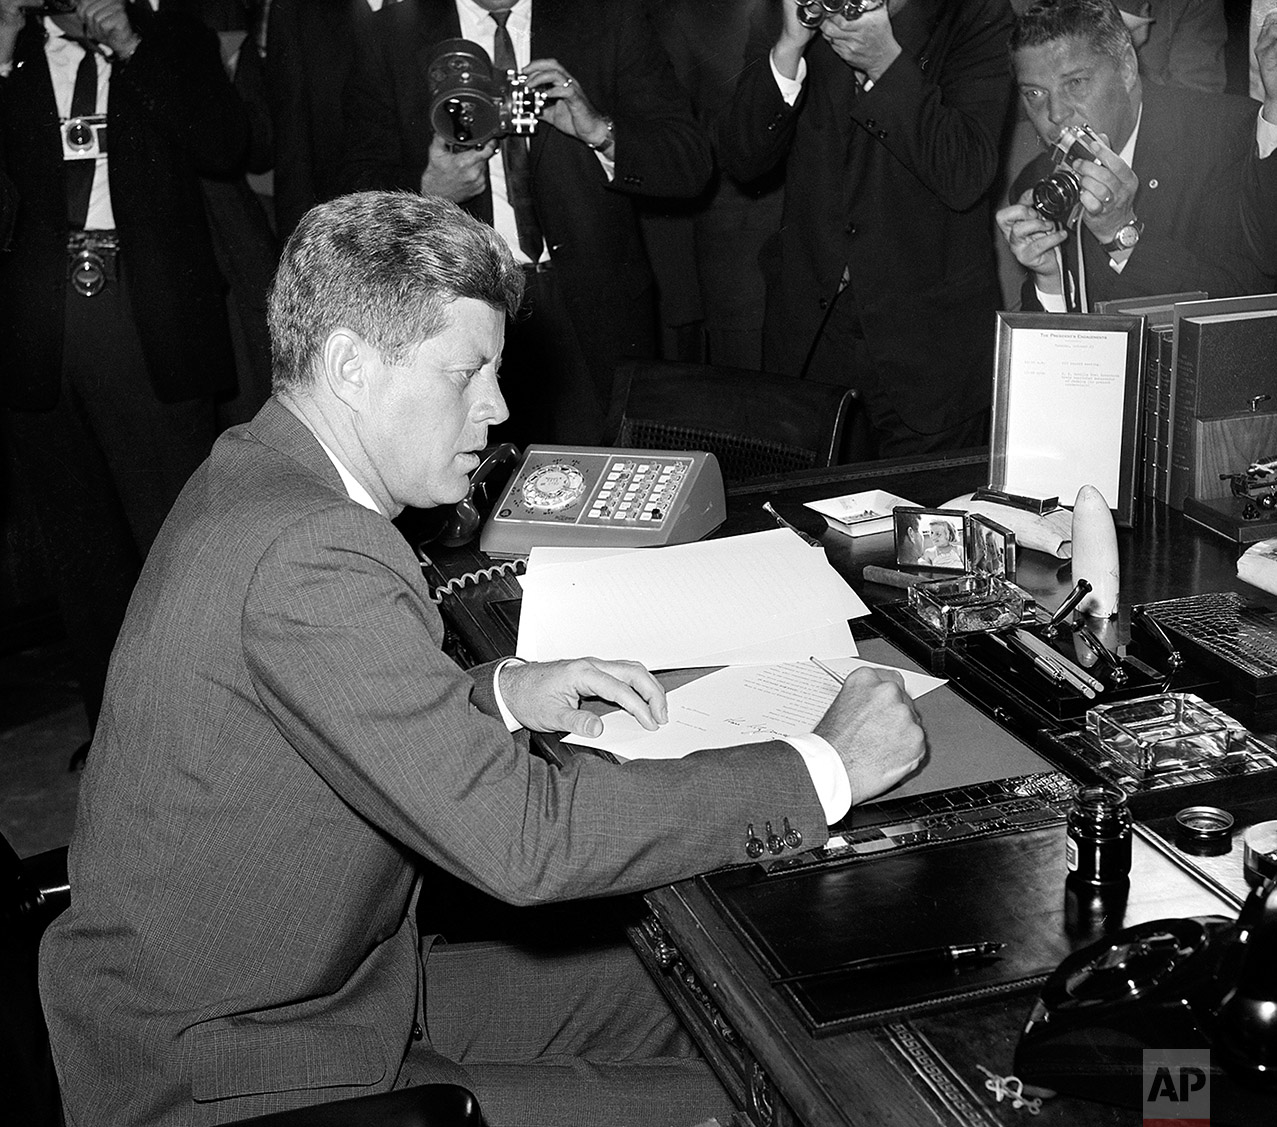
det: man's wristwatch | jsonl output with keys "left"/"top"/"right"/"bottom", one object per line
{"left": 1100, "top": 219, "right": 1143, "bottom": 254}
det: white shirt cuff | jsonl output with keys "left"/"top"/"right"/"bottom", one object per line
{"left": 786, "top": 732, "right": 851, "bottom": 825}
{"left": 1258, "top": 106, "right": 1277, "bottom": 160}
{"left": 769, "top": 50, "right": 806, "bottom": 105}
{"left": 492, "top": 658, "right": 523, "bottom": 733}
{"left": 1036, "top": 286, "right": 1069, "bottom": 313}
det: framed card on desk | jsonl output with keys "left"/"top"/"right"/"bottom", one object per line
{"left": 989, "top": 313, "right": 1145, "bottom": 527}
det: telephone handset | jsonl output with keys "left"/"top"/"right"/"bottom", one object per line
{"left": 1014, "top": 876, "right": 1277, "bottom": 1119}
{"left": 479, "top": 445, "right": 726, "bottom": 559}
{"left": 409, "top": 442, "right": 522, "bottom": 551}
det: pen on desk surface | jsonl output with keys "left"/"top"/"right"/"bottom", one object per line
{"left": 763, "top": 502, "right": 823, "bottom": 547}
{"left": 1012, "top": 627, "right": 1105, "bottom": 696}
{"left": 1003, "top": 631, "right": 1095, "bottom": 699}
{"left": 772, "top": 941, "right": 1005, "bottom": 985}
{"left": 809, "top": 656, "right": 847, "bottom": 686}
{"left": 991, "top": 632, "right": 1067, "bottom": 687}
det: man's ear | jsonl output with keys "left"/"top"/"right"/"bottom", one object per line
{"left": 1119, "top": 43, "right": 1140, "bottom": 93}
{"left": 321, "top": 328, "right": 372, "bottom": 410}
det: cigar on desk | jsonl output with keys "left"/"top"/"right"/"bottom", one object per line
{"left": 862, "top": 565, "right": 942, "bottom": 589}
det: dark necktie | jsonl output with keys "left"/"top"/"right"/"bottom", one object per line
{"left": 65, "top": 42, "right": 99, "bottom": 230}
{"left": 490, "top": 11, "right": 543, "bottom": 262}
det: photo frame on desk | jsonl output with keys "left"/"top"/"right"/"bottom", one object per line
{"left": 989, "top": 312, "right": 1145, "bottom": 527}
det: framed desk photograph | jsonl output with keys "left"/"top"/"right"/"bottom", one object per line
{"left": 989, "top": 312, "right": 1145, "bottom": 526}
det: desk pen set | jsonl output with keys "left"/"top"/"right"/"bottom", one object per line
{"left": 875, "top": 570, "right": 1277, "bottom": 797}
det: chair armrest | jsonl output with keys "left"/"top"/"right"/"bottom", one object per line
{"left": 230, "top": 1083, "right": 482, "bottom": 1127}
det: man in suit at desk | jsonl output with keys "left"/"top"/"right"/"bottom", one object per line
{"left": 39, "top": 191, "right": 926, "bottom": 1127}
{"left": 996, "top": 0, "right": 1277, "bottom": 311}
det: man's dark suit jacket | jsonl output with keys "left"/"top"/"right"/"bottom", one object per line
{"left": 39, "top": 396, "right": 826, "bottom": 1125}
{"left": 1014, "top": 81, "right": 1275, "bottom": 311}
{"left": 718, "top": 0, "right": 1014, "bottom": 437}
{"left": 267, "top": 0, "right": 373, "bottom": 240}
{"left": 339, "top": 0, "right": 712, "bottom": 407}
{"left": 0, "top": 4, "right": 248, "bottom": 410}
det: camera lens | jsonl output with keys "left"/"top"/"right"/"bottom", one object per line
{"left": 1032, "top": 169, "right": 1082, "bottom": 224}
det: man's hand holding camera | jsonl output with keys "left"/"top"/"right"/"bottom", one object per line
{"left": 521, "top": 57, "right": 614, "bottom": 154}
{"left": 818, "top": 5, "right": 901, "bottom": 84}
{"left": 773, "top": 1, "right": 900, "bottom": 85}
{"left": 1062, "top": 130, "right": 1139, "bottom": 252}
{"left": 71, "top": 0, "right": 140, "bottom": 62}
{"left": 421, "top": 134, "right": 499, "bottom": 204}
{"left": 997, "top": 127, "right": 1140, "bottom": 292}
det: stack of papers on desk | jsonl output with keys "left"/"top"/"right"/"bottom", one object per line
{"left": 564, "top": 657, "right": 945, "bottom": 760}
{"left": 515, "top": 528, "right": 868, "bottom": 669}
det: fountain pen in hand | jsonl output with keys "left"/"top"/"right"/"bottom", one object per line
{"left": 772, "top": 941, "right": 1005, "bottom": 985}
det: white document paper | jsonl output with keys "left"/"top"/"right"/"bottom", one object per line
{"left": 1002, "top": 325, "right": 1129, "bottom": 504}
{"left": 516, "top": 529, "right": 867, "bottom": 670}
{"left": 563, "top": 657, "right": 945, "bottom": 760}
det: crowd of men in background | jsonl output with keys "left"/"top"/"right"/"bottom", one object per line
{"left": 1, "top": 0, "right": 1275, "bottom": 743}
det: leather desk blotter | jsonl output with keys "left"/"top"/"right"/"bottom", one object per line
{"left": 701, "top": 823, "right": 1235, "bottom": 1037}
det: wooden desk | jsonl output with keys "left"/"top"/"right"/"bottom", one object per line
{"left": 420, "top": 450, "right": 1277, "bottom": 1127}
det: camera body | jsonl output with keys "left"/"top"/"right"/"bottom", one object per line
{"left": 795, "top": 0, "right": 884, "bottom": 27}
{"left": 426, "top": 38, "right": 548, "bottom": 149}
{"left": 62, "top": 113, "right": 107, "bottom": 162}
{"left": 1032, "top": 123, "right": 1104, "bottom": 227}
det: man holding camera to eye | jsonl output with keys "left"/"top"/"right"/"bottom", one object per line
{"left": 0, "top": 0, "right": 249, "bottom": 748}
{"left": 340, "top": 0, "right": 712, "bottom": 449}
{"left": 718, "top": 0, "right": 1014, "bottom": 461}
{"left": 996, "top": 0, "right": 1277, "bottom": 313}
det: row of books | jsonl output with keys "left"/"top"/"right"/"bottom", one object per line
{"left": 1093, "top": 292, "right": 1277, "bottom": 516}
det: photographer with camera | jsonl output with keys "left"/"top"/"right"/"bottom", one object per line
{"left": 0, "top": 0, "right": 249, "bottom": 754}
{"left": 717, "top": 0, "right": 1014, "bottom": 461}
{"left": 340, "top": 0, "right": 711, "bottom": 448}
{"left": 996, "top": 0, "right": 1277, "bottom": 313}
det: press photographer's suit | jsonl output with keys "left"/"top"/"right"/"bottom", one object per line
{"left": 39, "top": 397, "right": 826, "bottom": 1124}
{"left": 718, "top": 0, "right": 1014, "bottom": 453}
{"left": 1015, "top": 80, "right": 1274, "bottom": 311}
{"left": 0, "top": 4, "right": 247, "bottom": 727}
{"left": 340, "top": 0, "right": 711, "bottom": 444}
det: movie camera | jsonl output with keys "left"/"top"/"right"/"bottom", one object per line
{"left": 426, "top": 38, "right": 549, "bottom": 149}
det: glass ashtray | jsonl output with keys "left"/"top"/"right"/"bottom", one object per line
{"left": 1087, "top": 693, "right": 1249, "bottom": 778}
{"left": 907, "top": 573, "right": 1026, "bottom": 638}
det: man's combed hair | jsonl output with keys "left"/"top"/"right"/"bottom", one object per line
{"left": 268, "top": 192, "right": 525, "bottom": 394}
{"left": 1011, "top": 0, "right": 1133, "bottom": 65}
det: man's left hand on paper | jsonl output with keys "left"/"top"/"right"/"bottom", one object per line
{"left": 500, "top": 657, "right": 668, "bottom": 738}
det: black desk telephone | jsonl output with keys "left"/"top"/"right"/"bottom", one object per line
{"left": 1015, "top": 876, "right": 1277, "bottom": 1122}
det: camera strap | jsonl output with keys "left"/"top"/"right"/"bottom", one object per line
{"left": 65, "top": 42, "right": 99, "bottom": 229}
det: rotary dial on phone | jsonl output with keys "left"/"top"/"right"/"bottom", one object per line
{"left": 521, "top": 463, "right": 586, "bottom": 511}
